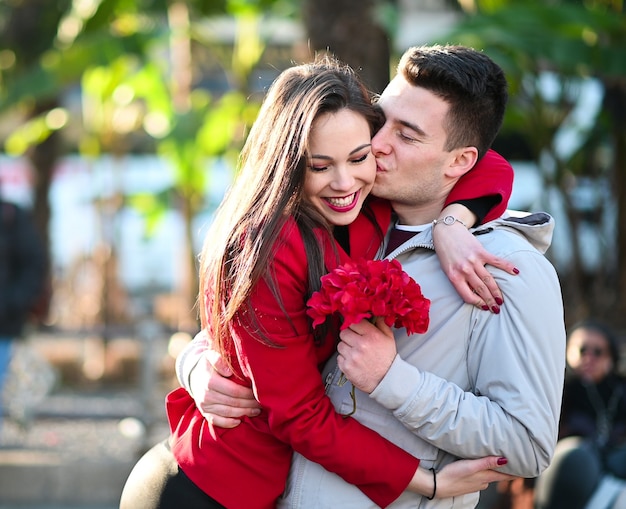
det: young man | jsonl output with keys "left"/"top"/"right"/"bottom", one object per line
{"left": 178, "top": 45, "right": 566, "bottom": 508}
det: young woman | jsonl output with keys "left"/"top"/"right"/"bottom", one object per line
{"left": 120, "top": 56, "right": 515, "bottom": 509}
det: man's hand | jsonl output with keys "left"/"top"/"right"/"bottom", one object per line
{"left": 189, "top": 352, "right": 261, "bottom": 428}
{"left": 337, "top": 318, "right": 396, "bottom": 394}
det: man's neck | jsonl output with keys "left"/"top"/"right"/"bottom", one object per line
{"left": 392, "top": 202, "right": 443, "bottom": 227}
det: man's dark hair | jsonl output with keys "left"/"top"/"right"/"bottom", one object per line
{"left": 398, "top": 44, "right": 508, "bottom": 159}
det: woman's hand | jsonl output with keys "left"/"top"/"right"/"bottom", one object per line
{"left": 409, "top": 456, "right": 515, "bottom": 499}
{"left": 435, "top": 457, "right": 515, "bottom": 498}
{"left": 433, "top": 205, "right": 519, "bottom": 313}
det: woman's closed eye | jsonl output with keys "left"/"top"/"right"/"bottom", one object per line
{"left": 350, "top": 152, "right": 370, "bottom": 164}
{"left": 309, "top": 152, "right": 370, "bottom": 172}
{"left": 309, "top": 164, "right": 329, "bottom": 172}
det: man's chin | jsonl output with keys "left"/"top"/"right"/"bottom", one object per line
{"left": 372, "top": 183, "right": 390, "bottom": 199}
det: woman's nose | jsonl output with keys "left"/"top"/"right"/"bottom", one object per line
{"left": 330, "top": 167, "right": 355, "bottom": 191}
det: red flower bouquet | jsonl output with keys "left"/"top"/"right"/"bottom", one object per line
{"left": 307, "top": 258, "right": 431, "bottom": 335}
{"left": 306, "top": 258, "right": 430, "bottom": 416}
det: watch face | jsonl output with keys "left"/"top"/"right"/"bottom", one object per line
{"left": 443, "top": 215, "right": 455, "bottom": 225}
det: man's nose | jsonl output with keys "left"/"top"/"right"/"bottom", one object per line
{"left": 371, "top": 125, "right": 390, "bottom": 155}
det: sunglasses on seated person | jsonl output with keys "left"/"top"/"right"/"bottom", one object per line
{"left": 579, "top": 346, "right": 608, "bottom": 358}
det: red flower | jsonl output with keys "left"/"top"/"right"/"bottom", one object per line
{"left": 306, "top": 259, "right": 430, "bottom": 335}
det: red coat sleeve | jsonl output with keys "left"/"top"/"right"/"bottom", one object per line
{"left": 445, "top": 149, "right": 514, "bottom": 223}
{"left": 231, "top": 222, "right": 419, "bottom": 507}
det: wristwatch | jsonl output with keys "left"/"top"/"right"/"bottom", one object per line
{"left": 432, "top": 215, "right": 468, "bottom": 228}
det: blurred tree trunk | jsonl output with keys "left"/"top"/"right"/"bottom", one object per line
{"left": 27, "top": 100, "right": 60, "bottom": 321}
{"left": 303, "top": 0, "right": 391, "bottom": 94}
{"left": 168, "top": 1, "right": 199, "bottom": 333}
{"left": 606, "top": 79, "right": 626, "bottom": 317}
{"left": 3, "top": 1, "right": 68, "bottom": 322}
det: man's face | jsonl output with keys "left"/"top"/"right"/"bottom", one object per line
{"left": 371, "top": 74, "right": 457, "bottom": 225}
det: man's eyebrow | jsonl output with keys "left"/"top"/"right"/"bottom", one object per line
{"left": 398, "top": 119, "right": 426, "bottom": 137}
{"left": 310, "top": 143, "right": 372, "bottom": 159}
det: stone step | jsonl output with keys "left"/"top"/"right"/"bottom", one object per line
{"left": 0, "top": 448, "right": 132, "bottom": 507}
{"left": 0, "top": 393, "right": 170, "bottom": 507}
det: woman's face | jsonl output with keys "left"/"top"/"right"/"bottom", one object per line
{"left": 303, "top": 109, "right": 376, "bottom": 227}
{"left": 566, "top": 327, "right": 614, "bottom": 384}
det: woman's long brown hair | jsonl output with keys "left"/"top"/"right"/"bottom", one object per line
{"left": 198, "top": 55, "right": 383, "bottom": 369}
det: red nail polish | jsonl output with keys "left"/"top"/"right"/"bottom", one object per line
{"left": 497, "top": 457, "right": 508, "bottom": 465}
{"left": 482, "top": 305, "right": 490, "bottom": 311}
{"left": 513, "top": 268, "right": 520, "bottom": 274}
{"left": 491, "top": 306, "right": 500, "bottom": 314}
{"left": 495, "top": 297, "right": 503, "bottom": 306}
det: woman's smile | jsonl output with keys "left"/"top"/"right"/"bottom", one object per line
{"left": 323, "top": 190, "right": 361, "bottom": 212}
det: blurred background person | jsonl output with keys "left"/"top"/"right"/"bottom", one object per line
{"left": 534, "top": 319, "right": 626, "bottom": 509}
{"left": 0, "top": 183, "right": 47, "bottom": 434}
{"left": 560, "top": 320, "right": 626, "bottom": 451}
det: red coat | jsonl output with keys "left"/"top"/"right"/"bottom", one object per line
{"left": 166, "top": 150, "right": 513, "bottom": 508}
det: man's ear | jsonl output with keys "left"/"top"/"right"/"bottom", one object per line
{"left": 446, "top": 147, "right": 479, "bottom": 178}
